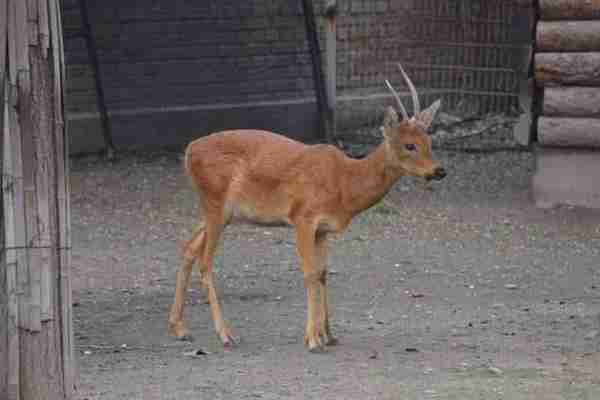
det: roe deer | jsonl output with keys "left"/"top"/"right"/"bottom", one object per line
{"left": 169, "top": 64, "right": 446, "bottom": 352}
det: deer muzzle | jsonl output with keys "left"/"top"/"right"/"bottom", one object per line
{"left": 426, "top": 166, "right": 447, "bottom": 181}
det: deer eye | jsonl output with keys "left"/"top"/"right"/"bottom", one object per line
{"left": 404, "top": 144, "right": 417, "bottom": 152}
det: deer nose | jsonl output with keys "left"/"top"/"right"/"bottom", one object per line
{"left": 435, "top": 167, "right": 447, "bottom": 179}
{"left": 428, "top": 167, "right": 447, "bottom": 181}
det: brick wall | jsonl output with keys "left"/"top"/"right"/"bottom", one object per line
{"left": 62, "top": 0, "right": 533, "bottom": 153}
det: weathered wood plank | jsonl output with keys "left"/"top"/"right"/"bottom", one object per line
{"left": 9, "top": 0, "right": 36, "bottom": 332}
{"left": 38, "top": 0, "right": 50, "bottom": 58}
{"left": 543, "top": 87, "right": 600, "bottom": 118}
{"left": 19, "top": 57, "right": 42, "bottom": 333}
{"left": 0, "top": 0, "right": 6, "bottom": 155}
{"left": 28, "top": 20, "right": 39, "bottom": 45}
{"left": 15, "top": 0, "right": 29, "bottom": 77}
{"left": 8, "top": 89, "right": 33, "bottom": 332}
{"left": 537, "top": 21, "right": 600, "bottom": 52}
{"left": 51, "top": 0, "right": 76, "bottom": 393}
{"left": 540, "top": 0, "right": 600, "bottom": 20}
{"left": 538, "top": 117, "right": 600, "bottom": 148}
{"left": 3, "top": 78, "right": 21, "bottom": 400}
{"left": 26, "top": 0, "right": 38, "bottom": 20}
{"left": 0, "top": 0, "right": 7, "bottom": 87}
{"left": 57, "top": 0, "right": 66, "bottom": 93}
{"left": 27, "top": 0, "right": 38, "bottom": 45}
{"left": 0, "top": 182, "right": 6, "bottom": 399}
{"left": 535, "top": 52, "right": 600, "bottom": 87}
{"left": 20, "top": 0, "right": 42, "bottom": 331}
{"left": 31, "top": 45, "right": 54, "bottom": 322}
{"left": 49, "top": 0, "right": 62, "bottom": 120}
{"left": 33, "top": 47, "right": 56, "bottom": 323}
{"left": 7, "top": 0, "right": 17, "bottom": 85}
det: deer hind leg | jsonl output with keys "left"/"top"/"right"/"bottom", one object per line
{"left": 169, "top": 222, "right": 206, "bottom": 340}
{"left": 296, "top": 222, "right": 325, "bottom": 352}
{"left": 198, "top": 212, "right": 235, "bottom": 347}
{"left": 315, "top": 233, "right": 338, "bottom": 346}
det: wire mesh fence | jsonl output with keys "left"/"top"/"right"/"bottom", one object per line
{"left": 335, "top": 0, "right": 534, "bottom": 117}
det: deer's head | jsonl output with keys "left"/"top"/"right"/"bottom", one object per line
{"left": 382, "top": 64, "right": 446, "bottom": 181}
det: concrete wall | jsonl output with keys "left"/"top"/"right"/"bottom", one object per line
{"left": 62, "top": 0, "right": 534, "bottom": 154}
{"left": 533, "top": 148, "right": 600, "bottom": 209}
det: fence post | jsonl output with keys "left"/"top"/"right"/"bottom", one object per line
{"left": 1, "top": 0, "right": 75, "bottom": 398}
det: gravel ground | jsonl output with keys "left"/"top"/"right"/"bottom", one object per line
{"left": 70, "top": 131, "right": 600, "bottom": 399}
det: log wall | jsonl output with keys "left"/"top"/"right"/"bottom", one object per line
{"left": 535, "top": 2, "right": 600, "bottom": 148}
{"left": 533, "top": 1, "right": 600, "bottom": 209}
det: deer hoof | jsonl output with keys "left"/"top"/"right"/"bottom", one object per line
{"left": 220, "top": 329, "right": 237, "bottom": 348}
{"left": 305, "top": 334, "right": 325, "bottom": 353}
{"left": 222, "top": 336, "right": 238, "bottom": 350}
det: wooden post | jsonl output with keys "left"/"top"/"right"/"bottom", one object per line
{"left": 1, "top": 0, "right": 75, "bottom": 399}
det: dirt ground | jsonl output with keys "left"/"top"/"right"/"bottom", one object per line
{"left": 70, "top": 143, "right": 600, "bottom": 400}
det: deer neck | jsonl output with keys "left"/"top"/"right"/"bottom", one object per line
{"left": 342, "top": 141, "right": 403, "bottom": 217}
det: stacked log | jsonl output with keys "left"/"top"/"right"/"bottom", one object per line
{"left": 533, "top": 0, "right": 600, "bottom": 208}
{"left": 539, "top": 0, "right": 600, "bottom": 20}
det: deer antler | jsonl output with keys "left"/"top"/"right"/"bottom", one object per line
{"left": 384, "top": 79, "right": 409, "bottom": 121}
{"left": 398, "top": 63, "right": 421, "bottom": 115}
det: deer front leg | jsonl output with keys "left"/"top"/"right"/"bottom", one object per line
{"left": 296, "top": 223, "right": 324, "bottom": 352}
{"left": 169, "top": 225, "right": 206, "bottom": 340}
{"left": 315, "top": 233, "right": 337, "bottom": 346}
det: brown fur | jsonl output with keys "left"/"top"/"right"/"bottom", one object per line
{"left": 168, "top": 105, "right": 445, "bottom": 351}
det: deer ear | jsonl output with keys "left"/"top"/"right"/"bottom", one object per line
{"left": 415, "top": 99, "right": 441, "bottom": 130}
{"left": 383, "top": 106, "right": 399, "bottom": 128}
